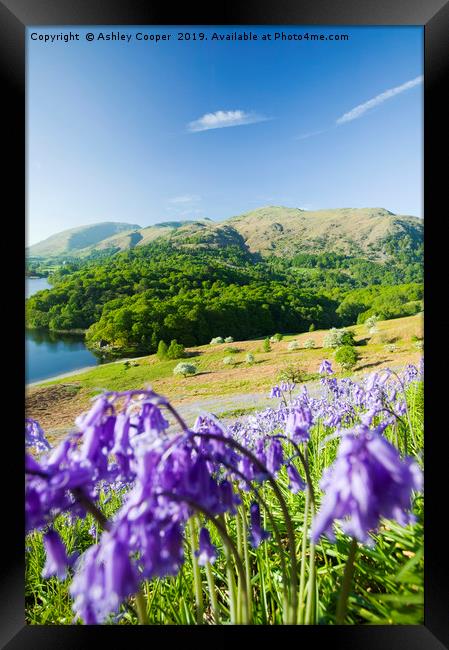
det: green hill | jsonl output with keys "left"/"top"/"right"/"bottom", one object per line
{"left": 27, "top": 221, "right": 142, "bottom": 257}
{"left": 27, "top": 206, "right": 422, "bottom": 262}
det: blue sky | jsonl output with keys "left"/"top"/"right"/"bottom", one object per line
{"left": 27, "top": 26, "right": 423, "bottom": 245}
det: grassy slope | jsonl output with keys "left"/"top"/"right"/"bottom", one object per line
{"left": 26, "top": 314, "right": 423, "bottom": 440}
{"left": 28, "top": 222, "right": 142, "bottom": 257}
{"left": 28, "top": 206, "right": 423, "bottom": 260}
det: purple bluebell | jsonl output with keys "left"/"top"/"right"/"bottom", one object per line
{"left": 285, "top": 406, "right": 313, "bottom": 443}
{"left": 266, "top": 438, "right": 284, "bottom": 476}
{"left": 248, "top": 502, "right": 270, "bottom": 548}
{"left": 286, "top": 463, "right": 306, "bottom": 494}
{"left": 269, "top": 386, "right": 282, "bottom": 398}
{"left": 42, "top": 530, "right": 70, "bottom": 580}
{"left": 403, "top": 364, "right": 419, "bottom": 384}
{"left": 252, "top": 439, "right": 269, "bottom": 482}
{"left": 319, "top": 360, "right": 334, "bottom": 375}
{"left": 311, "top": 425, "right": 423, "bottom": 544}
{"left": 25, "top": 418, "right": 52, "bottom": 453}
{"left": 196, "top": 527, "right": 217, "bottom": 565}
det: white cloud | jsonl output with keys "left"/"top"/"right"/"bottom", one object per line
{"left": 168, "top": 194, "right": 201, "bottom": 204}
{"left": 295, "top": 128, "right": 328, "bottom": 141}
{"left": 336, "top": 75, "right": 423, "bottom": 125}
{"left": 188, "top": 109, "right": 268, "bottom": 132}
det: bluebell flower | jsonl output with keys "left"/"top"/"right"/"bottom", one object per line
{"left": 286, "top": 463, "right": 306, "bottom": 494}
{"left": 249, "top": 502, "right": 270, "bottom": 548}
{"left": 42, "top": 530, "right": 70, "bottom": 580}
{"left": 311, "top": 425, "right": 423, "bottom": 544}
{"left": 196, "top": 527, "right": 217, "bottom": 565}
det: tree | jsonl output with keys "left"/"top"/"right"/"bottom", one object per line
{"left": 323, "top": 328, "right": 355, "bottom": 348}
{"left": 167, "top": 339, "right": 185, "bottom": 360}
{"left": 245, "top": 353, "right": 255, "bottom": 364}
{"left": 173, "top": 362, "right": 197, "bottom": 377}
{"left": 223, "top": 356, "right": 236, "bottom": 366}
{"left": 334, "top": 345, "right": 359, "bottom": 370}
{"left": 288, "top": 340, "right": 300, "bottom": 351}
{"left": 309, "top": 323, "right": 316, "bottom": 332}
{"left": 304, "top": 339, "right": 315, "bottom": 349}
{"left": 263, "top": 338, "right": 271, "bottom": 352}
{"left": 224, "top": 336, "right": 234, "bottom": 343}
{"left": 157, "top": 340, "right": 168, "bottom": 360}
{"left": 278, "top": 364, "right": 305, "bottom": 384}
{"left": 340, "top": 330, "right": 356, "bottom": 346}
{"left": 365, "top": 314, "right": 380, "bottom": 334}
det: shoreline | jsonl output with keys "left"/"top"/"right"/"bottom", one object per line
{"left": 26, "top": 354, "right": 148, "bottom": 388}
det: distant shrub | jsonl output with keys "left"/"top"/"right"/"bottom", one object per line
{"left": 288, "top": 340, "right": 300, "bottom": 351}
{"left": 224, "top": 336, "right": 234, "bottom": 343}
{"left": 309, "top": 323, "right": 316, "bottom": 332}
{"left": 334, "top": 345, "right": 359, "bottom": 370}
{"left": 365, "top": 315, "right": 380, "bottom": 333}
{"left": 224, "top": 347, "right": 239, "bottom": 354}
{"left": 263, "top": 338, "right": 271, "bottom": 352}
{"left": 270, "top": 333, "right": 283, "bottom": 342}
{"left": 414, "top": 340, "right": 424, "bottom": 350}
{"left": 223, "top": 356, "right": 236, "bottom": 366}
{"left": 323, "top": 328, "right": 355, "bottom": 348}
{"left": 210, "top": 337, "right": 224, "bottom": 345}
{"left": 303, "top": 339, "right": 316, "bottom": 349}
{"left": 278, "top": 364, "right": 305, "bottom": 384}
{"left": 385, "top": 343, "right": 398, "bottom": 353}
{"left": 411, "top": 335, "right": 423, "bottom": 342}
{"left": 245, "top": 353, "right": 255, "bottom": 364}
{"left": 173, "top": 362, "right": 197, "bottom": 377}
{"left": 157, "top": 339, "right": 168, "bottom": 360}
{"left": 167, "top": 339, "right": 185, "bottom": 360}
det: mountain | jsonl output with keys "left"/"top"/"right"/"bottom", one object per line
{"left": 27, "top": 222, "right": 142, "bottom": 258}
{"left": 27, "top": 207, "right": 422, "bottom": 262}
{"left": 226, "top": 206, "right": 422, "bottom": 260}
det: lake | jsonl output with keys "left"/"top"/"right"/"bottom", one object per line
{"left": 26, "top": 277, "right": 102, "bottom": 383}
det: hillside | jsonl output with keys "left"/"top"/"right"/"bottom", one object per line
{"left": 227, "top": 206, "right": 421, "bottom": 260}
{"left": 27, "top": 206, "right": 422, "bottom": 262}
{"left": 26, "top": 313, "right": 423, "bottom": 442}
{"left": 28, "top": 221, "right": 142, "bottom": 257}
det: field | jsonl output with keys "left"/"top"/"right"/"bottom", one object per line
{"left": 26, "top": 314, "right": 423, "bottom": 444}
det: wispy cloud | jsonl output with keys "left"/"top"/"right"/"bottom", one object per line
{"left": 188, "top": 109, "right": 268, "bottom": 133}
{"left": 336, "top": 75, "right": 423, "bottom": 125}
{"left": 295, "top": 128, "right": 328, "bottom": 141}
{"left": 168, "top": 194, "right": 201, "bottom": 204}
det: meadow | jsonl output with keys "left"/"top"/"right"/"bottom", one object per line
{"left": 25, "top": 345, "right": 424, "bottom": 625}
{"left": 26, "top": 313, "right": 423, "bottom": 443}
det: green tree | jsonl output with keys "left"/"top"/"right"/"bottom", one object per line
{"left": 334, "top": 345, "right": 359, "bottom": 370}
{"left": 309, "top": 323, "right": 316, "bottom": 332}
{"left": 167, "top": 339, "right": 185, "bottom": 360}
{"left": 263, "top": 337, "right": 271, "bottom": 352}
{"left": 157, "top": 340, "right": 168, "bottom": 359}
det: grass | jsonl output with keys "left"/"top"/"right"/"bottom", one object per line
{"left": 26, "top": 313, "right": 423, "bottom": 439}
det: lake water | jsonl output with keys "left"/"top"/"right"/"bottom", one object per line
{"left": 26, "top": 277, "right": 101, "bottom": 383}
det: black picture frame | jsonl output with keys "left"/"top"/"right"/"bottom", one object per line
{"left": 3, "top": 1, "right": 448, "bottom": 648}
